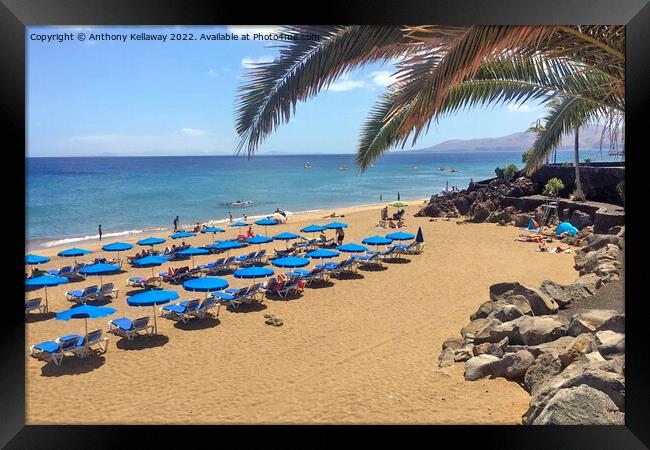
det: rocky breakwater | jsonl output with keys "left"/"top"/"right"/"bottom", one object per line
{"left": 415, "top": 177, "right": 537, "bottom": 224}
{"left": 437, "top": 233, "right": 625, "bottom": 425}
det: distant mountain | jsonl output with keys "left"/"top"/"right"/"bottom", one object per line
{"left": 412, "top": 124, "right": 610, "bottom": 153}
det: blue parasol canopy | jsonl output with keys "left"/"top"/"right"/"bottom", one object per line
{"left": 271, "top": 256, "right": 310, "bottom": 268}
{"left": 102, "top": 242, "right": 133, "bottom": 252}
{"left": 58, "top": 247, "right": 92, "bottom": 258}
{"left": 324, "top": 221, "right": 348, "bottom": 229}
{"left": 273, "top": 232, "right": 300, "bottom": 241}
{"left": 556, "top": 222, "right": 579, "bottom": 236}
{"left": 80, "top": 263, "right": 120, "bottom": 275}
{"left": 301, "top": 225, "right": 326, "bottom": 233}
{"left": 176, "top": 247, "right": 210, "bottom": 256}
{"left": 133, "top": 255, "right": 168, "bottom": 267}
{"left": 137, "top": 237, "right": 166, "bottom": 246}
{"left": 56, "top": 305, "right": 116, "bottom": 321}
{"left": 234, "top": 267, "right": 274, "bottom": 279}
{"left": 386, "top": 231, "right": 415, "bottom": 241}
{"left": 170, "top": 231, "right": 196, "bottom": 239}
{"left": 415, "top": 227, "right": 424, "bottom": 243}
{"left": 255, "top": 218, "right": 279, "bottom": 226}
{"left": 306, "top": 249, "right": 340, "bottom": 259}
{"left": 26, "top": 254, "right": 50, "bottom": 265}
{"left": 336, "top": 243, "right": 367, "bottom": 253}
{"left": 362, "top": 236, "right": 393, "bottom": 246}
{"left": 127, "top": 289, "right": 178, "bottom": 306}
{"left": 25, "top": 275, "right": 69, "bottom": 287}
{"left": 183, "top": 277, "right": 228, "bottom": 292}
{"left": 246, "top": 235, "right": 272, "bottom": 245}
{"left": 229, "top": 221, "right": 249, "bottom": 228}
{"left": 213, "top": 240, "right": 245, "bottom": 250}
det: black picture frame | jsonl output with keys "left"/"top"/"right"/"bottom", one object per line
{"left": 3, "top": 0, "right": 648, "bottom": 447}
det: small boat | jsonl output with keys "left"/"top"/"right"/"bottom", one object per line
{"left": 448, "top": 168, "right": 458, "bottom": 173}
{"left": 304, "top": 161, "right": 313, "bottom": 169}
{"left": 411, "top": 165, "right": 418, "bottom": 170}
{"left": 340, "top": 166, "right": 348, "bottom": 171}
{"left": 225, "top": 200, "right": 254, "bottom": 208}
{"left": 438, "top": 167, "right": 445, "bottom": 171}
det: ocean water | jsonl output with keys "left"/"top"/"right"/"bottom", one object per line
{"left": 26, "top": 150, "right": 619, "bottom": 248}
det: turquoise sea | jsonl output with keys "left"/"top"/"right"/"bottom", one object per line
{"left": 26, "top": 150, "right": 620, "bottom": 248}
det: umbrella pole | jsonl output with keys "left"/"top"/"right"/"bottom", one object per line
{"left": 85, "top": 318, "right": 88, "bottom": 339}
{"left": 44, "top": 286, "right": 49, "bottom": 313}
{"left": 153, "top": 305, "right": 158, "bottom": 334}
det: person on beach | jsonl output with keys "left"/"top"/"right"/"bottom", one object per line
{"left": 381, "top": 206, "right": 389, "bottom": 220}
{"left": 228, "top": 212, "right": 233, "bottom": 223}
{"left": 397, "top": 219, "right": 406, "bottom": 228}
{"left": 380, "top": 193, "right": 383, "bottom": 201}
{"left": 397, "top": 192, "right": 401, "bottom": 201}
{"left": 98, "top": 224, "right": 102, "bottom": 241}
{"left": 388, "top": 219, "right": 397, "bottom": 229}
{"left": 319, "top": 231, "right": 327, "bottom": 243}
{"left": 243, "top": 214, "right": 247, "bottom": 221}
{"left": 246, "top": 225, "right": 256, "bottom": 239}
{"left": 173, "top": 216, "right": 179, "bottom": 232}
{"left": 336, "top": 227, "right": 345, "bottom": 246}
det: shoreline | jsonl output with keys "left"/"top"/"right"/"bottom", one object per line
{"left": 28, "top": 197, "right": 431, "bottom": 253}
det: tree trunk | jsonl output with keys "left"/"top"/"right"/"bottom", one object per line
{"left": 573, "top": 127, "right": 586, "bottom": 201}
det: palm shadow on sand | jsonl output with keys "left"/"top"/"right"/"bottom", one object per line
{"left": 305, "top": 280, "right": 335, "bottom": 289}
{"left": 173, "top": 316, "right": 221, "bottom": 330}
{"left": 40, "top": 354, "right": 106, "bottom": 377}
{"left": 224, "top": 301, "right": 269, "bottom": 313}
{"left": 330, "top": 272, "right": 365, "bottom": 280}
{"left": 115, "top": 333, "right": 169, "bottom": 351}
{"left": 382, "top": 257, "right": 412, "bottom": 264}
{"left": 358, "top": 265, "right": 389, "bottom": 272}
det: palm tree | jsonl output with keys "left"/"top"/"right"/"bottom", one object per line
{"left": 235, "top": 26, "right": 624, "bottom": 173}
{"left": 573, "top": 126, "right": 586, "bottom": 201}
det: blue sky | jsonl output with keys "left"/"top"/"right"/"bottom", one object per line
{"left": 27, "top": 25, "right": 547, "bottom": 157}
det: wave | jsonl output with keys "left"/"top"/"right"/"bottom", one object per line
{"left": 40, "top": 229, "right": 145, "bottom": 248}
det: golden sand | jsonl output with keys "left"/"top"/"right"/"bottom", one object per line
{"left": 25, "top": 199, "right": 578, "bottom": 424}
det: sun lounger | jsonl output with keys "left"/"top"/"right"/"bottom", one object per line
{"left": 127, "top": 276, "right": 162, "bottom": 290}
{"left": 236, "top": 251, "right": 257, "bottom": 266}
{"left": 99, "top": 282, "right": 119, "bottom": 299}
{"left": 160, "top": 298, "right": 201, "bottom": 322}
{"left": 76, "top": 329, "right": 109, "bottom": 357}
{"left": 25, "top": 297, "right": 46, "bottom": 315}
{"left": 192, "top": 297, "right": 220, "bottom": 319}
{"left": 213, "top": 284, "right": 262, "bottom": 308}
{"left": 29, "top": 334, "right": 84, "bottom": 366}
{"left": 158, "top": 266, "right": 198, "bottom": 284}
{"left": 274, "top": 278, "right": 304, "bottom": 298}
{"left": 65, "top": 285, "right": 101, "bottom": 304}
{"left": 326, "top": 258, "right": 358, "bottom": 278}
{"left": 315, "top": 238, "right": 335, "bottom": 248}
{"left": 353, "top": 252, "right": 383, "bottom": 267}
{"left": 285, "top": 266, "right": 328, "bottom": 285}
{"left": 108, "top": 316, "right": 154, "bottom": 340}
{"left": 50, "top": 264, "right": 86, "bottom": 281}
{"left": 198, "top": 258, "right": 225, "bottom": 272}
{"left": 393, "top": 241, "right": 425, "bottom": 255}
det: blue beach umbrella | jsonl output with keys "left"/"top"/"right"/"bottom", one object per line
{"left": 56, "top": 304, "right": 117, "bottom": 338}
{"left": 362, "top": 235, "right": 393, "bottom": 246}
{"left": 79, "top": 263, "right": 120, "bottom": 285}
{"left": 306, "top": 249, "right": 340, "bottom": 260}
{"left": 234, "top": 266, "right": 274, "bottom": 279}
{"left": 26, "top": 254, "right": 50, "bottom": 265}
{"left": 127, "top": 290, "right": 179, "bottom": 334}
{"left": 301, "top": 225, "right": 326, "bottom": 234}
{"left": 229, "top": 221, "right": 249, "bottom": 232}
{"left": 176, "top": 247, "right": 210, "bottom": 268}
{"left": 212, "top": 240, "right": 245, "bottom": 257}
{"left": 556, "top": 222, "right": 579, "bottom": 236}
{"left": 25, "top": 275, "right": 69, "bottom": 313}
{"left": 102, "top": 242, "right": 133, "bottom": 261}
{"left": 183, "top": 277, "right": 229, "bottom": 298}
{"left": 58, "top": 247, "right": 92, "bottom": 264}
{"left": 170, "top": 231, "right": 196, "bottom": 239}
{"left": 246, "top": 235, "right": 272, "bottom": 251}
{"left": 133, "top": 255, "right": 169, "bottom": 276}
{"left": 271, "top": 256, "right": 310, "bottom": 268}
{"left": 201, "top": 226, "right": 226, "bottom": 244}
{"left": 336, "top": 243, "right": 368, "bottom": 253}
{"left": 415, "top": 227, "right": 424, "bottom": 243}
{"left": 255, "top": 218, "right": 279, "bottom": 234}
{"left": 324, "top": 221, "right": 348, "bottom": 229}
{"left": 273, "top": 232, "right": 300, "bottom": 249}
{"left": 386, "top": 231, "right": 415, "bottom": 241}
{"left": 137, "top": 237, "right": 166, "bottom": 248}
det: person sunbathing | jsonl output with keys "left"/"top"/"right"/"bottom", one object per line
{"left": 397, "top": 219, "right": 406, "bottom": 228}
{"left": 388, "top": 219, "right": 397, "bottom": 229}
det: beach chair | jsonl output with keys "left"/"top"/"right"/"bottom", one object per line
{"left": 65, "top": 285, "right": 101, "bottom": 304}
{"left": 127, "top": 276, "right": 162, "bottom": 290}
{"left": 286, "top": 266, "right": 328, "bottom": 285}
{"left": 274, "top": 278, "right": 304, "bottom": 298}
{"left": 254, "top": 249, "right": 267, "bottom": 264}
{"left": 25, "top": 297, "right": 46, "bottom": 315}
{"left": 159, "top": 266, "right": 191, "bottom": 284}
{"left": 108, "top": 316, "right": 154, "bottom": 340}
{"left": 394, "top": 241, "right": 425, "bottom": 255}
{"left": 236, "top": 251, "right": 257, "bottom": 266}
{"left": 75, "top": 329, "right": 109, "bottom": 357}
{"left": 29, "top": 334, "right": 84, "bottom": 366}
{"left": 220, "top": 256, "right": 237, "bottom": 271}
{"left": 50, "top": 264, "right": 86, "bottom": 281}
{"left": 315, "top": 237, "right": 335, "bottom": 248}
{"left": 328, "top": 258, "right": 358, "bottom": 278}
{"left": 192, "top": 297, "right": 220, "bottom": 319}
{"left": 160, "top": 299, "right": 201, "bottom": 323}
{"left": 213, "top": 284, "right": 261, "bottom": 308}
{"left": 198, "top": 258, "right": 225, "bottom": 273}
{"left": 99, "top": 282, "right": 119, "bottom": 299}
{"left": 353, "top": 252, "right": 383, "bottom": 267}
{"left": 48, "top": 265, "right": 72, "bottom": 276}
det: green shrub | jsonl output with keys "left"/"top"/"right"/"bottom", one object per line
{"left": 584, "top": 158, "right": 591, "bottom": 165}
{"left": 521, "top": 149, "right": 533, "bottom": 164}
{"left": 495, "top": 163, "right": 519, "bottom": 181}
{"left": 543, "top": 178, "right": 565, "bottom": 197}
{"left": 617, "top": 180, "right": 624, "bottom": 203}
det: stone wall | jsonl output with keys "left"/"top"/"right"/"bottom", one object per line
{"left": 530, "top": 165, "right": 624, "bottom": 205}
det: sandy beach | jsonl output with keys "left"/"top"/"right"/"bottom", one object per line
{"left": 25, "top": 199, "right": 579, "bottom": 424}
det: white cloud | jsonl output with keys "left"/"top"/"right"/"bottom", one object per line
{"left": 207, "top": 69, "right": 218, "bottom": 77}
{"left": 327, "top": 75, "right": 367, "bottom": 92}
{"left": 370, "top": 70, "right": 398, "bottom": 87}
{"left": 241, "top": 55, "right": 275, "bottom": 68}
{"left": 179, "top": 128, "right": 210, "bottom": 136}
